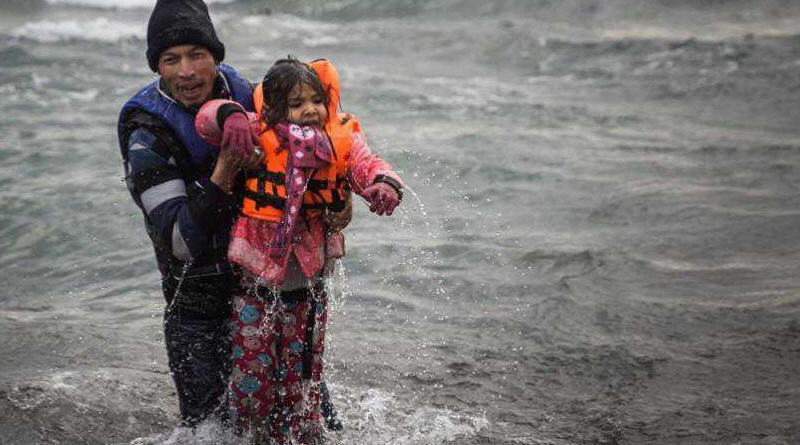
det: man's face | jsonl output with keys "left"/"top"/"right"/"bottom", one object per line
{"left": 158, "top": 44, "right": 217, "bottom": 108}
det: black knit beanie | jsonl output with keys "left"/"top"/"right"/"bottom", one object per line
{"left": 146, "top": 0, "right": 225, "bottom": 72}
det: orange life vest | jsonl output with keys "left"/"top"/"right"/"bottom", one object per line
{"left": 243, "top": 59, "right": 357, "bottom": 222}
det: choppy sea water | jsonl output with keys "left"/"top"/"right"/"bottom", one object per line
{"left": 1, "top": 0, "right": 800, "bottom": 444}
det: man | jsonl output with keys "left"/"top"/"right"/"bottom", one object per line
{"left": 117, "top": 0, "right": 345, "bottom": 428}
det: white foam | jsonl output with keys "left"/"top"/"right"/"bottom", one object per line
{"left": 44, "top": 0, "right": 235, "bottom": 9}
{"left": 128, "top": 423, "right": 245, "bottom": 445}
{"left": 49, "top": 371, "right": 78, "bottom": 391}
{"left": 235, "top": 13, "right": 339, "bottom": 43}
{"left": 238, "top": 13, "right": 338, "bottom": 33}
{"left": 303, "top": 35, "right": 342, "bottom": 47}
{"left": 9, "top": 18, "right": 142, "bottom": 43}
{"left": 330, "top": 386, "right": 489, "bottom": 445}
{"left": 123, "top": 385, "right": 487, "bottom": 445}
{"left": 602, "top": 19, "right": 800, "bottom": 41}
{"left": 66, "top": 89, "right": 100, "bottom": 102}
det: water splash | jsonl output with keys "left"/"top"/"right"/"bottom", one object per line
{"left": 390, "top": 182, "right": 450, "bottom": 303}
{"left": 326, "top": 385, "right": 489, "bottom": 445}
{"left": 127, "top": 422, "right": 243, "bottom": 445}
{"left": 120, "top": 384, "right": 487, "bottom": 445}
{"left": 399, "top": 184, "right": 433, "bottom": 235}
{"left": 163, "top": 261, "right": 193, "bottom": 317}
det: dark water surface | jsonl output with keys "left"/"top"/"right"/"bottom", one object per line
{"left": 1, "top": 1, "right": 800, "bottom": 444}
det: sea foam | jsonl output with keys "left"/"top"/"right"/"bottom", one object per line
{"left": 44, "top": 0, "right": 235, "bottom": 9}
{"left": 9, "top": 18, "right": 142, "bottom": 43}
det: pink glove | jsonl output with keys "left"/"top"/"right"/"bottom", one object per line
{"left": 221, "top": 112, "right": 259, "bottom": 158}
{"left": 195, "top": 99, "right": 260, "bottom": 156}
{"left": 362, "top": 182, "right": 401, "bottom": 216}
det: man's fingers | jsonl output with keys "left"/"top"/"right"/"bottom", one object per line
{"left": 324, "top": 214, "right": 339, "bottom": 230}
{"left": 326, "top": 200, "right": 352, "bottom": 231}
{"left": 245, "top": 148, "right": 264, "bottom": 170}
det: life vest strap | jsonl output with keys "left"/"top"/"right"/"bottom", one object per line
{"left": 243, "top": 189, "right": 328, "bottom": 212}
{"left": 246, "top": 166, "right": 348, "bottom": 213}
{"left": 328, "top": 189, "right": 346, "bottom": 212}
{"left": 259, "top": 169, "right": 342, "bottom": 191}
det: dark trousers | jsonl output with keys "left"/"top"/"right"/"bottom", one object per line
{"left": 162, "top": 271, "right": 235, "bottom": 426}
{"left": 164, "top": 313, "right": 232, "bottom": 426}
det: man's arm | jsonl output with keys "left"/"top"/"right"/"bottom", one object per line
{"left": 126, "top": 127, "right": 238, "bottom": 261}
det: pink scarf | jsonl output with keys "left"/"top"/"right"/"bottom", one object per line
{"left": 268, "top": 123, "right": 333, "bottom": 262}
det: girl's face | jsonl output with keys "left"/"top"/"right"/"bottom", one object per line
{"left": 287, "top": 82, "right": 328, "bottom": 127}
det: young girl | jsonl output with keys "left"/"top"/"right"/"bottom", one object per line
{"left": 196, "top": 57, "right": 403, "bottom": 444}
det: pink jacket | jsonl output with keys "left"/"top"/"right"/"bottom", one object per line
{"left": 194, "top": 100, "right": 403, "bottom": 284}
{"left": 229, "top": 129, "right": 402, "bottom": 284}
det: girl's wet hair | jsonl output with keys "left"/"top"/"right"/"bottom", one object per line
{"left": 261, "top": 55, "right": 328, "bottom": 129}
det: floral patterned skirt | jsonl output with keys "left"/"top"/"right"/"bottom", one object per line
{"left": 228, "top": 275, "right": 328, "bottom": 445}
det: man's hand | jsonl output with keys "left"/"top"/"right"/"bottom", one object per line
{"left": 210, "top": 146, "right": 246, "bottom": 193}
{"left": 324, "top": 194, "right": 353, "bottom": 231}
{"left": 243, "top": 147, "right": 265, "bottom": 172}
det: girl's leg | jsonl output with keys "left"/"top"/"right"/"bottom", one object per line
{"left": 228, "top": 287, "right": 279, "bottom": 440}
{"left": 296, "top": 290, "right": 329, "bottom": 444}
{"left": 270, "top": 297, "right": 307, "bottom": 443}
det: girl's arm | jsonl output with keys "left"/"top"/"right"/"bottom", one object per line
{"left": 347, "top": 129, "right": 404, "bottom": 196}
{"left": 346, "top": 126, "right": 404, "bottom": 216}
{"left": 195, "top": 99, "right": 261, "bottom": 156}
